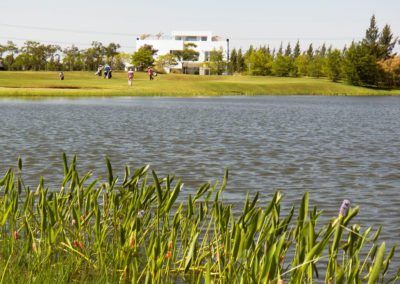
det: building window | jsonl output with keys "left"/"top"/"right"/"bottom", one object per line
{"left": 185, "top": 36, "right": 198, "bottom": 41}
{"left": 204, "top": 51, "right": 211, "bottom": 62}
{"left": 175, "top": 36, "right": 182, "bottom": 40}
{"left": 201, "top": 36, "right": 207, "bottom": 41}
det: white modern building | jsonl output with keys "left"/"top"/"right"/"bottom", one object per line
{"left": 135, "top": 31, "right": 229, "bottom": 74}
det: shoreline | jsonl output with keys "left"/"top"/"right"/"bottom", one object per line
{"left": 1, "top": 71, "right": 399, "bottom": 97}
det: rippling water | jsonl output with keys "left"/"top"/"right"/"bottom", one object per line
{"left": 1, "top": 96, "right": 400, "bottom": 263}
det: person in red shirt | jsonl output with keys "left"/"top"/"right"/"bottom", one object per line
{"left": 147, "top": 66, "right": 154, "bottom": 80}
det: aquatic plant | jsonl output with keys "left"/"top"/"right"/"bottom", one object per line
{"left": 0, "top": 154, "right": 398, "bottom": 283}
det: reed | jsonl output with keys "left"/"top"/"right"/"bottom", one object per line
{"left": 0, "top": 154, "right": 398, "bottom": 283}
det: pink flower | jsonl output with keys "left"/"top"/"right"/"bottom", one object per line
{"left": 339, "top": 200, "right": 351, "bottom": 217}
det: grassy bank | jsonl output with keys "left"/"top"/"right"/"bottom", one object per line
{"left": 0, "top": 155, "right": 398, "bottom": 283}
{"left": 1, "top": 71, "right": 400, "bottom": 97}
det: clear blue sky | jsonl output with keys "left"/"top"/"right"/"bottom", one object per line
{"left": 1, "top": 0, "right": 399, "bottom": 53}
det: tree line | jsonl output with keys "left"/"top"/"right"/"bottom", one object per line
{"left": 0, "top": 41, "right": 126, "bottom": 72}
{"left": 228, "top": 15, "right": 400, "bottom": 88}
{"left": 1, "top": 15, "right": 399, "bottom": 88}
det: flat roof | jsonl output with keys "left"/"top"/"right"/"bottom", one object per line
{"left": 171, "top": 31, "right": 213, "bottom": 37}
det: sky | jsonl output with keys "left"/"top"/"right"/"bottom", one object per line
{"left": 1, "top": 0, "right": 399, "bottom": 53}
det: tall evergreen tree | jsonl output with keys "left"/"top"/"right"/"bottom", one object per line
{"left": 245, "top": 45, "right": 254, "bottom": 58}
{"left": 229, "top": 48, "right": 238, "bottom": 73}
{"left": 293, "top": 41, "right": 301, "bottom": 58}
{"left": 343, "top": 42, "right": 383, "bottom": 87}
{"left": 362, "top": 14, "right": 380, "bottom": 57}
{"left": 307, "top": 44, "right": 314, "bottom": 58}
{"left": 271, "top": 48, "right": 276, "bottom": 58}
{"left": 320, "top": 43, "right": 327, "bottom": 57}
{"left": 378, "top": 24, "right": 397, "bottom": 59}
{"left": 277, "top": 43, "right": 283, "bottom": 56}
{"left": 266, "top": 46, "right": 271, "bottom": 55}
{"left": 236, "top": 48, "right": 245, "bottom": 73}
{"left": 284, "top": 43, "right": 292, "bottom": 57}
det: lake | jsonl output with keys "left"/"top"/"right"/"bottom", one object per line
{"left": 1, "top": 96, "right": 400, "bottom": 254}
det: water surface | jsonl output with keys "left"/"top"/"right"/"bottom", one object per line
{"left": 0, "top": 96, "right": 399, "bottom": 258}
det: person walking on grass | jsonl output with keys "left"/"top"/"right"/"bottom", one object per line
{"left": 128, "top": 68, "right": 134, "bottom": 86}
{"left": 104, "top": 64, "right": 111, "bottom": 79}
{"left": 59, "top": 71, "right": 64, "bottom": 80}
{"left": 147, "top": 66, "right": 154, "bottom": 80}
{"left": 95, "top": 64, "right": 103, "bottom": 77}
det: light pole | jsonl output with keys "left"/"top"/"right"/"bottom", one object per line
{"left": 226, "top": 38, "right": 230, "bottom": 74}
{"left": 182, "top": 37, "right": 185, "bottom": 74}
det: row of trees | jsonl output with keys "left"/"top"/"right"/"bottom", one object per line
{"left": 1, "top": 15, "right": 399, "bottom": 88}
{"left": 0, "top": 41, "right": 126, "bottom": 71}
{"left": 227, "top": 15, "right": 400, "bottom": 88}
{"left": 130, "top": 15, "right": 400, "bottom": 87}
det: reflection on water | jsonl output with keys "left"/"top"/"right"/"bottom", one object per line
{"left": 1, "top": 95, "right": 400, "bottom": 262}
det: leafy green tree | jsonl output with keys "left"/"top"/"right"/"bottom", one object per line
{"left": 294, "top": 55, "right": 309, "bottom": 76}
{"left": 208, "top": 49, "right": 226, "bottom": 75}
{"left": 105, "top": 43, "right": 121, "bottom": 68}
{"left": 43, "top": 44, "right": 61, "bottom": 71}
{"left": 307, "top": 48, "right": 326, "bottom": 77}
{"left": 325, "top": 49, "right": 343, "bottom": 82}
{"left": 272, "top": 54, "right": 292, "bottom": 76}
{"left": 83, "top": 41, "right": 106, "bottom": 71}
{"left": 174, "top": 43, "right": 199, "bottom": 62}
{"left": 342, "top": 42, "right": 383, "bottom": 87}
{"left": 308, "top": 56, "right": 325, "bottom": 77}
{"left": 13, "top": 53, "right": 33, "bottom": 70}
{"left": 113, "top": 52, "right": 132, "bottom": 70}
{"left": 131, "top": 45, "right": 156, "bottom": 71}
{"left": 2, "top": 41, "right": 19, "bottom": 70}
{"left": 171, "top": 43, "right": 198, "bottom": 74}
{"left": 63, "top": 45, "right": 81, "bottom": 71}
{"left": 245, "top": 48, "right": 273, "bottom": 75}
{"left": 0, "top": 45, "right": 5, "bottom": 58}
{"left": 21, "top": 41, "right": 48, "bottom": 70}
{"left": 155, "top": 53, "right": 178, "bottom": 73}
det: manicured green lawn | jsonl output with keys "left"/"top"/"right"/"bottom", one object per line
{"left": 0, "top": 71, "right": 399, "bottom": 96}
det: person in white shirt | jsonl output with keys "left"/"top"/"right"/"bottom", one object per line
{"left": 127, "top": 68, "right": 134, "bottom": 86}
